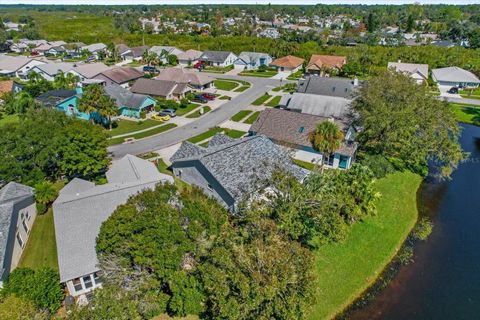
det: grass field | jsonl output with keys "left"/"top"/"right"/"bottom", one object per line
{"left": 287, "top": 70, "right": 304, "bottom": 80}
{"left": 108, "top": 119, "right": 159, "bottom": 137}
{"left": 187, "top": 127, "right": 224, "bottom": 144}
{"left": 266, "top": 95, "right": 282, "bottom": 107}
{"left": 450, "top": 103, "right": 480, "bottom": 125}
{"left": 0, "top": 114, "right": 19, "bottom": 127}
{"left": 214, "top": 80, "right": 239, "bottom": 91}
{"left": 231, "top": 110, "right": 252, "bottom": 122}
{"left": 186, "top": 106, "right": 211, "bottom": 118}
{"left": 292, "top": 158, "right": 317, "bottom": 171}
{"left": 252, "top": 93, "right": 271, "bottom": 106}
{"left": 243, "top": 111, "right": 260, "bottom": 124}
{"left": 175, "top": 103, "right": 200, "bottom": 116}
{"left": 224, "top": 129, "right": 247, "bottom": 139}
{"left": 309, "top": 171, "right": 421, "bottom": 320}
{"left": 234, "top": 85, "right": 250, "bottom": 92}
{"left": 459, "top": 88, "right": 480, "bottom": 100}
{"left": 108, "top": 123, "right": 177, "bottom": 145}
{"left": 238, "top": 69, "right": 278, "bottom": 78}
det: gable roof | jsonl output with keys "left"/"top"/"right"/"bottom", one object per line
{"left": 432, "top": 67, "right": 480, "bottom": 84}
{"left": 0, "top": 55, "right": 35, "bottom": 73}
{"left": 270, "top": 55, "right": 304, "bottom": 69}
{"left": 149, "top": 46, "right": 184, "bottom": 56}
{"left": 199, "top": 51, "right": 235, "bottom": 63}
{"left": 36, "top": 89, "right": 77, "bottom": 107}
{"left": 387, "top": 62, "right": 429, "bottom": 80}
{"left": 176, "top": 49, "right": 203, "bottom": 61}
{"left": 307, "top": 54, "right": 347, "bottom": 70}
{"left": 98, "top": 67, "right": 143, "bottom": 84}
{"left": 128, "top": 46, "right": 150, "bottom": 58}
{"left": 116, "top": 43, "right": 131, "bottom": 55}
{"left": 250, "top": 108, "right": 356, "bottom": 156}
{"left": 279, "top": 92, "right": 351, "bottom": 118}
{"left": 130, "top": 78, "right": 177, "bottom": 97}
{"left": 297, "top": 76, "right": 358, "bottom": 98}
{"left": 236, "top": 52, "right": 271, "bottom": 64}
{"left": 81, "top": 43, "right": 107, "bottom": 53}
{"left": 71, "top": 63, "right": 111, "bottom": 79}
{"left": 154, "top": 68, "right": 214, "bottom": 86}
{"left": 104, "top": 84, "right": 151, "bottom": 110}
{"left": 171, "top": 135, "right": 307, "bottom": 202}
{"left": 53, "top": 155, "right": 173, "bottom": 282}
{"left": 33, "top": 62, "right": 75, "bottom": 76}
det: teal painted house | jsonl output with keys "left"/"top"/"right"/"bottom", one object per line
{"left": 104, "top": 84, "right": 156, "bottom": 118}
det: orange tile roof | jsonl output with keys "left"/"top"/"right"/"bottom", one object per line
{"left": 0, "top": 80, "right": 13, "bottom": 97}
{"left": 307, "top": 55, "right": 347, "bottom": 70}
{"left": 270, "top": 55, "right": 304, "bottom": 68}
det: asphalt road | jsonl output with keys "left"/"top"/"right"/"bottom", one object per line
{"left": 440, "top": 96, "right": 480, "bottom": 106}
{"left": 108, "top": 74, "right": 288, "bottom": 159}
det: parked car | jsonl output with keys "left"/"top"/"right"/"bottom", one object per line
{"left": 448, "top": 87, "right": 459, "bottom": 94}
{"left": 143, "top": 66, "right": 159, "bottom": 73}
{"left": 152, "top": 113, "right": 171, "bottom": 121}
{"left": 194, "top": 61, "right": 205, "bottom": 69}
{"left": 159, "top": 109, "right": 176, "bottom": 118}
{"left": 193, "top": 95, "right": 208, "bottom": 103}
{"left": 202, "top": 93, "right": 216, "bottom": 100}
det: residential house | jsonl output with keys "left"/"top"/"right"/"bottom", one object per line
{"left": 432, "top": 67, "right": 480, "bottom": 88}
{"left": 69, "top": 63, "right": 112, "bottom": 81}
{"left": 250, "top": 108, "right": 357, "bottom": 169}
{"left": 269, "top": 55, "right": 304, "bottom": 73}
{"left": 154, "top": 68, "right": 214, "bottom": 91}
{"left": 431, "top": 40, "right": 456, "bottom": 48}
{"left": 3, "top": 22, "right": 25, "bottom": 32}
{"left": 279, "top": 92, "right": 351, "bottom": 118}
{"left": 118, "top": 45, "right": 150, "bottom": 61}
{"left": 9, "top": 39, "right": 47, "bottom": 53}
{"left": 176, "top": 49, "right": 203, "bottom": 66}
{"left": 34, "top": 41, "right": 67, "bottom": 56}
{"left": 149, "top": 46, "right": 184, "bottom": 64}
{"left": 93, "top": 67, "right": 143, "bottom": 88}
{"left": 198, "top": 51, "right": 238, "bottom": 67}
{"left": 258, "top": 27, "right": 280, "bottom": 39}
{"left": 131, "top": 78, "right": 191, "bottom": 100}
{"left": 46, "top": 45, "right": 67, "bottom": 57}
{"left": 297, "top": 76, "right": 359, "bottom": 98}
{"left": 170, "top": 134, "right": 307, "bottom": 212}
{"left": 53, "top": 155, "right": 173, "bottom": 299}
{"left": 306, "top": 55, "right": 347, "bottom": 75}
{"left": 30, "top": 62, "right": 75, "bottom": 81}
{"left": 80, "top": 43, "right": 108, "bottom": 59}
{"left": 387, "top": 61, "right": 429, "bottom": 84}
{"left": 0, "top": 55, "right": 45, "bottom": 79}
{"left": 104, "top": 84, "right": 156, "bottom": 118}
{"left": 234, "top": 52, "right": 273, "bottom": 70}
{"left": 0, "top": 182, "right": 37, "bottom": 284}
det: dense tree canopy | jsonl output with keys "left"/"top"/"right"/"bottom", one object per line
{"left": 352, "top": 71, "right": 464, "bottom": 178}
{"left": 0, "top": 109, "right": 109, "bottom": 185}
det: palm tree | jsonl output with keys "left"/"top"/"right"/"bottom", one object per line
{"left": 309, "top": 120, "right": 344, "bottom": 167}
{"left": 54, "top": 71, "right": 67, "bottom": 89}
{"left": 78, "top": 84, "right": 104, "bottom": 122}
{"left": 97, "top": 95, "right": 118, "bottom": 130}
{"left": 34, "top": 181, "right": 58, "bottom": 206}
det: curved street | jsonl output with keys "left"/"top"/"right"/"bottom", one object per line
{"left": 108, "top": 74, "right": 288, "bottom": 159}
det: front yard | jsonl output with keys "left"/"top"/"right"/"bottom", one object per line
{"left": 451, "top": 103, "right": 480, "bottom": 125}
{"left": 108, "top": 119, "right": 159, "bottom": 137}
{"left": 108, "top": 123, "right": 177, "bottom": 145}
{"left": 238, "top": 69, "right": 278, "bottom": 78}
{"left": 175, "top": 103, "right": 201, "bottom": 116}
{"left": 459, "top": 88, "right": 480, "bottom": 100}
{"left": 252, "top": 93, "right": 272, "bottom": 106}
{"left": 310, "top": 171, "right": 421, "bottom": 320}
{"left": 214, "top": 80, "right": 239, "bottom": 91}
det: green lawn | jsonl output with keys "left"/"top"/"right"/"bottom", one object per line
{"left": 108, "top": 123, "right": 177, "bottom": 145}
{"left": 231, "top": 110, "right": 252, "bottom": 122}
{"left": 451, "top": 103, "right": 480, "bottom": 125}
{"left": 266, "top": 95, "right": 282, "bottom": 107}
{"left": 187, "top": 127, "right": 224, "bottom": 144}
{"left": 224, "top": 129, "right": 247, "bottom": 139}
{"left": 252, "top": 94, "right": 271, "bottom": 106}
{"left": 19, "top": 208, "right": 58, "bottom": 271}
{"left": 0, "top": 114, "right": 19, "bottom": 127}
{"left": 186, "top": 106, "right": 211, "bottom": 118}
{"left": 287, "top": 69, "right": 304, "bottom": 80}
{"left": 156, "top": 158, "right": 172, "bottom": 175}
{"left": 234, "top": 85, "right": 250, "bottom": 92}
{"left": 219, "top": 95, "right": 231, "bottom": 100}
{"left": 292, "top": 158, "right": 317, "bottom": 171}
{"left": 175, "top": 103, "right": 200, "bottom": 116}
{"left": 309, "top": 171, "right": 421, "bottom": 320}
{"left": 109, "top": 119, "right": 159, "bottom": 137}
{"left": 459, "top": 88, "right": 480, "bottom": 100}
{"left": 243, "top": 111, "right": 260, "bottom": 124}
{"left": 238, "top": 69, "right": 278, "bottom": 78}
{"left": 214, "top": 80, "right": 239, "bottom": 91}
{"left": 203, "top": 65, "right": 234, "bottom": 73}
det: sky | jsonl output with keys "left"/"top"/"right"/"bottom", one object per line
{"left": 0, "top": 0, "right": 479, "bottom": 4}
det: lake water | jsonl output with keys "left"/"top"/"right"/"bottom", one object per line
{"left": 349, "top": 123, "right": 480, "bottom": 320}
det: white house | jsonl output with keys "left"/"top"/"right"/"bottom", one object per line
{"left": 198, "top": 51, "right": 238, "bottom": 67}
{"left": 176, "top": 49, "right": 203, "bottom": 66}
{"left": 80, "top": 43, "right": 108, "bottom": 59}
{"left": 0, "top": 55, "right": 45, "bottom": 79}
{"left": 388, "top": 61, "right": 429, "bottom": 84}
{"left": 234, "top": 52, "right": 273, "bottom": 70}
{"left": 30, "top": 62, "right": 75, "bottom": 81}
{"left": 149, "top": 46, "right": 184, "bottom": 64}
{"left": 432, "top": 67, "right": 480, "bottom": 88}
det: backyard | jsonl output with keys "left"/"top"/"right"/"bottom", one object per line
{"left": 310, "top": 171, "right": 422, "bottom": 320}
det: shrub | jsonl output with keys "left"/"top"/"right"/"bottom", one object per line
{"left": 412, "top": 217, "right": 433, "bottom": 241}
{"left": 139, "top": 111, "right": 146, "bottom": 119}
{"left": 358, "top": 153, "right": 396, "bottom": 178}
{"left": 36, "top": 203, "right": 47, "bottom": 215}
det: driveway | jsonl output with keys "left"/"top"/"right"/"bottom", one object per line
{"left": 438, "top": 85, "right": 462, "bottom": 99}
{"left": 108, "top": 75, "right": 284, "bottom": 159}
{"left": 272, "top": 71, "right": 291, "bottom": 80}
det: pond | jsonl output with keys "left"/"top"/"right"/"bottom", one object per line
{"left": 349, "top": 123, "right": 480, "bottom": 320}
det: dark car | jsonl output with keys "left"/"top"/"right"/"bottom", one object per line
{"left": 143, "top": 66, "right": 159, "bottom": 73}
{"left": 193, "top": 95, "right": 208, "bottom": 103}
{"left": 447, "top": 87, "right": 459, "bottom": 94}
{"left": 159, "top": 108, "right": 177, "bottom": 117}
{"left": 202, "top": 93, "right": 216, "bottom": 100}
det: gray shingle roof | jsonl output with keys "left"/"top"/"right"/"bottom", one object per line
{"left": 170, "top": 141, "right": 206, "bottom": 162}
{"left": 297, "top": 76, "right": 358, "bottom": 98}
{"left": 104, "top": 84, "right": 151, "bottom": 110}
{"left": 279, "top": 92, "right": 351, "bottom": 118}
{"left": 172, "top": 135, "right": 308, "bottom": 202}
{"left": 387, "top": 62, "right": 429, "bottom": 80}
{"left": 98, "top": 67, "right": 143, "bottom": 84}
{"left": 199, "top": 51, "right": 234, "bottom": 63}
{"left": 53, "top": 155, "right": 173, "bottom": 282}
{"left": 208, "top": 133, "right": 235, "bottom": 147}
{"left": 432, "top": 67, "right": 480, "bottom": 84}
{"left": 236, "top": 52, "right": 270, "bottom": 64}
{"left": 131, "top": 78, "right": 177, "bottom": 97}
{"left": 34, "top": 62, "right": 74, "bottom": 76}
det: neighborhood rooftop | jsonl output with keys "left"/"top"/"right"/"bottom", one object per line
{"left": 279, "top": 92, "right": 351, "bottom": 118}
{"left": 297, "top": 76, "right": 359, "bottom": 98}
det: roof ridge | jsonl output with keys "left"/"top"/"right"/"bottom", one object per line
{"left": 126, "top": 155, "right": 141, "bottom": 180}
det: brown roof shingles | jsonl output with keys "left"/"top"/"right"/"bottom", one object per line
{"left": 99, "top": 67, "right": 143, "bottom": 84}
{"left": 307, "top": 55, "right": 347, "bottom": 70}
{"left": 270, "top": 55, "right": 304, "bottom": 69}
{"left": 130, "top": 78, "right": 177, "bottom": 97}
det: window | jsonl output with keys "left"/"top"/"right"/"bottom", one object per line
{"left": 83, "top": 275, "right": 93, "bottom": 289}
{"left": 22, "top": 219, "right": 29, "bottom": 234}
{"left": 16, "top": 233, "right": 24, "bottom": 248}
{"left": 93, "top": 272, "right": 102, "bottom": 285}
{"left": 73, "top": 278, "right": 83, "bottom": 292}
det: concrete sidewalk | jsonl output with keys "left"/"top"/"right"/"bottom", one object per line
{"left": 219, "top": 120, "right": 252, "bottom": 132}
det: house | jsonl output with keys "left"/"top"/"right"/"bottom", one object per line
{"left": 0, "top": 182, "right": 37, "bottom": 284}
{"left": 0, "top": 55, "right": 45, "bottom": 79}
{"left": 279, "top": 92, "right": 351, "bottom": 118}
{"left": 297, "top": 76, "right": 359, "bottom": 98}
{"left": 388, "top": 61, "right": 429, "bottom": 84}
{"left": 154, "top": 68, "right": 214, "bottom": 91}
{"left": 30, "top": 62, "right": 75, "bottom": 81}
{"left": 10, "top": 39, "right": 47, "bottom": 53}
{"left": 250, "top": 108, "right": 357, "bottom": 169}
{"left": 80, "top": 43, "right": 108, "bottom": 59}
{"left": 306, "top": 55, "right": 347, "bottom": 75}
{"left": 176, "top": 49, "right": 203, "bottom": 66}
{"left": 131, "top": 78, "right": 191, "bottom": 100}
{"left": 35, "top": 41, "right": 67, "bottom": 56}
{"left": 65, "top": 42, "right": 86, "bottom": 59}
{"left": 258, "top": 28, "right": 280, "bottom": 39}
{"left": 170, "top": 134, "right": 307, "bottom": 212}
{"left": 3, "top": 22, "right": 25, "bottom": 32}
{"left": 269, "top": 55, "right": 304, "bottom": 73}
{"left": 432, "top": 67, "right": 480, "bottom": 88}
{"left": 118, "top": 45, "right": 149, "bottom": 61}
{"left": 234, "top": 52, "right": 273, "bottom": 70}
{"left": 69, "top": 63, "right": 112, "bottom": 81}
{"left": 36, "top": 89, "right": 78, "bottom": 108}
{"left": 149, "top": 46, "right": 184, "bottom": 64}
{"left": 46, "top": 45, "right": 67, "bottom": 57}
{"left": 198, "top": 51, "right": 238, "bottom": 67}
{"left": 53, "top": 155, "right": 173, "bottom": 299}
{"left": 93, "top": 67, "right": 143, "bottom": 88}
{"left": 431, "top": 40, "right": 456, "bottom": 48}
{"left": 104, "top": 84, "right": 156, "bottom": 118}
